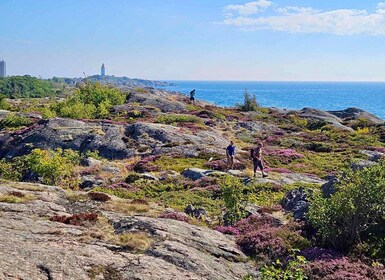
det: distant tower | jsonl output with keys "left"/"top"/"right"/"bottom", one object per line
{"left": 0, "top": 60, "right": 6, "bottom": 78}
{"left": 101, "top": 63, "right": 106, "bottom": 77}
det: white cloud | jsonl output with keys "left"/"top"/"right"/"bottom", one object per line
{"left": 221, "top": 2, "right": 385, "bottom": 35}
{"left": 224, "top": 0, "right": 273, "bottom": 16}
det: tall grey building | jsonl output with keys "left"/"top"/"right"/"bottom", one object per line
{"left": 0, "top": 60, "right": 6, "bottom": 78}
{"left": 101, "top": 63, "right": 105, "bottom": 77}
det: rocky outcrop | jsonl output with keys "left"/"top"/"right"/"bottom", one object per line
{"left": 297, "top": 108, "right": 353, "bottom": 131}
{"left": 0, "top": 181, "right": 258, "bottom": 280}
{"left": 328, "top": 107, "right": 384, "bottom": 125}
{"left": 125, "top": 91, "right": 187, "bottom": 113}
{"left": 0, "top": 118, "right": 230, "bottom": 160}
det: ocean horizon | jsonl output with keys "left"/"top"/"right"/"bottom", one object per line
{"left": 160, "top": 81, "right": 385, "bottom": 120}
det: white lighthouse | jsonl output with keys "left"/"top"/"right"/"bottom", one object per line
{"left": 101, "top": 63, "right": 106, "bottom": 77}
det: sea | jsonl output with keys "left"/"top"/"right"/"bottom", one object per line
{"left": 160, "top": 81, "right": 385, "bottom": 120}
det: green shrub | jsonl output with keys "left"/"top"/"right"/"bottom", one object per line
{"left": 237, "top": 90, "right": 259, "bottom": 112}
{"left": 221, "top": 177, "right": 249, "bottom": 224}
{"left": 0, "top": 94, "right": 10, "bottom": 110}
{"left": 0, "top": 113, "right": 32, "bottom": 129}
{"left": 260, "top": 255, "right": 308, "bottom": 280}
{"left": 55, "top": 82, "right": 126, "bottom": 119}
{"left": 23, "top": 148, "right": 81, "bottom": 185}
{"left": 308, "top": 160, "right": 385, "bottom": 251}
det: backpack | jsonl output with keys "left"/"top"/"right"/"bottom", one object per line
{"left": 250, "top": 148, "right": 255, "bottom": 158}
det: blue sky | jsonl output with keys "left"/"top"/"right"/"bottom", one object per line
{"left": 0, "top": 0, "right": 385, "bottom": 81}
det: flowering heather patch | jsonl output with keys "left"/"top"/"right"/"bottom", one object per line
{"left": 365, "top": 146, "right": 385, "bottom": 154}
{"left": 300, "top": 247, "right": 340, "bottom": 261}
{"left": 205, "top": 159, "right": 246, "bottom": 171}
{"left": 158, "top": 212, "right": 189, "bottom": 222}
{"left": 235, "top": 214, "right": 276, "bottom": 234}
{"left": 308, "top": 257, "right": 384, "bottom": 280}
{"left": 215, "top": 226, "right": 240, "bottom": 235}
{"left": 133, "top": 155, "right": 161, "bottom": 172}
{"left": 50, "top": 213, "right": 98, "bottom": 226}
{"left": 236, "top": 227, "right": 288, "bottom": 262}
{"left": 265, "top": 148, "right": 304, "bottom": 159}
{"left": 107, "top": 182, "right": 138, "bottom": 192}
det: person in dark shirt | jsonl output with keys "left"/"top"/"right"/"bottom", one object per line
{"left": 189, "top": 89, "right": 196, "bottom": 104}
{"left": 250, "top": 142, "right": 268, "bottom": 178}
{"left": 226, "top": 140, "right": 236, "bottom": 169}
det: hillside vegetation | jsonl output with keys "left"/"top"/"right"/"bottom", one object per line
{"left": 0, "top": 81, "right": 385, "bottom": 279}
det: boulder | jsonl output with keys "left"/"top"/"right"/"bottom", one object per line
{"left": 79, "top": 175, "right": 104, "bottom": 190}
{"left": 360, "top": 149, "right": 385, "bottom": 162}
{"left": 281, "top": 188, "right": 310, "bottom": 220}
{"left": 181, "top": 168, "right": 227, "bottom": 181}
{"left": 80, "top": 157, "right": 102, "bottom": 167}
{"left": 351, "top": 160, "right": 376, "bottom": 171}
{"left": 321, "top": 175, "right": 339, "bottom": 198}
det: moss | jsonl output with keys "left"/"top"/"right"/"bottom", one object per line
{"left": 0, "top": 192, "right": 35, "bottom": 203}
{"left": 155, "top": 114, "right": 203, "bottom": 125}
{"left": 155, "top": 156, "right": 207, "bottom": 172}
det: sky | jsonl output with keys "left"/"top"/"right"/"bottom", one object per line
{"left": 0, "top": 0, "right": 385, "bottom": 81}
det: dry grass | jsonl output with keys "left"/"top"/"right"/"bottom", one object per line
{"left": 7, "top": 183, "right": 46, "bottom": 192}
{"left": 84, "top": 216, "right": 152, "bottom": 253}
{"left": 101, "top": 199, "right": 150, "bottom": 214}
{"left": 113, "top": 232, "right": 152, "bottom": 251}
{"left": 0, "top": 192, "right": 35, "bottom": 203}
{"left": 66, "top": 191, "right": 89, "bottom": 202}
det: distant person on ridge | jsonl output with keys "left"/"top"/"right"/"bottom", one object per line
{"left": 250, "top": 142, "right": 268, "bottom": 178}
{"left": 189, "top": 89, "right": 196, "bottom": 104}
{"left": 226, "top": 140, "right": 236, "bottom": 170}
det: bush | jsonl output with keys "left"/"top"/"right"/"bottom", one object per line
{"left": 24, "top": 148, "right": 81, "bottom": 185}
{"left": 55, "top": 82, "right": 126, "bottom": 119}
{"left": 260, "top": 255, "right": 308, "bottom": 280}
{"left": 0, "top": 113, "right": 32, "bottom": 129}
{"left": 237, "top": 90, "right": 259, "bottom": 112}
{"left": 221, "top": 177, "right": 249, "bottom": 225}
{"left": 307, "top": 160, "right": 385, "bottom": 251}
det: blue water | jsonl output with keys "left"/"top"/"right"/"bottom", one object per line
{"left": 160, "top": 81, "right": 385, "bottom": 120}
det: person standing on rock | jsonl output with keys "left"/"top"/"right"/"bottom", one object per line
{"left": 226, "top": 140, "right": 236, "bottom": 170}
{"left": 189, "top": 89, "right": 196, "bottom": 104}
{"left": 251, "top": 142, "right": 268, "bottom": 178}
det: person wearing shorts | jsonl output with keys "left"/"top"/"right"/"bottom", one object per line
{"left": 226, "top": 141, "right": 235, "bottom": 169}
{"left": 251, "top": 142, "right": 268, "bottom": 178}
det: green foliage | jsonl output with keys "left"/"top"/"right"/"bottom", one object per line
{"left": 155, "top": 156, "right": 206, "bottom": 172}
{"left": 237, "top": 90, "right": 260, "bottom": 112}
{"left": 0, "top": 94, "right": 10, "bottom": 109}
{"left": 260, "top": 255, "right": 308, "bottom": 280}
{"left": 289, "top": 114, "right": 308, "bottom": 128}
{"left": 1, "top": 148, "right": 83, "bottom": 186}
{"left": 23, "top": 148, "right": 81, "bottom": 185}
{"left": 55, "top": 82, "right": 126, "bottom": 119}
{"left": 308, "top": 160, "right": 385, "bottom": 251}
{"left": 0, "top": 75, "right": 55, "bottom": 98}
{"left": 221, "top": 177, "right": 249, "bottom": 224}
{"left": 155, "top": 114, "right": 203, "bottom": 125}
{"left": 0, "top": 113, "right": 32, "bottom": 129}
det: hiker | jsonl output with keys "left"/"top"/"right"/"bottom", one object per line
{"left": 189, "top": 89, "right": 196, "bottom": 104}
{"left": 226, "top": 140, "right": 236, "bottom": 169}
{"left": 250, "top": 142, "right": 268, "bottom": 178}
